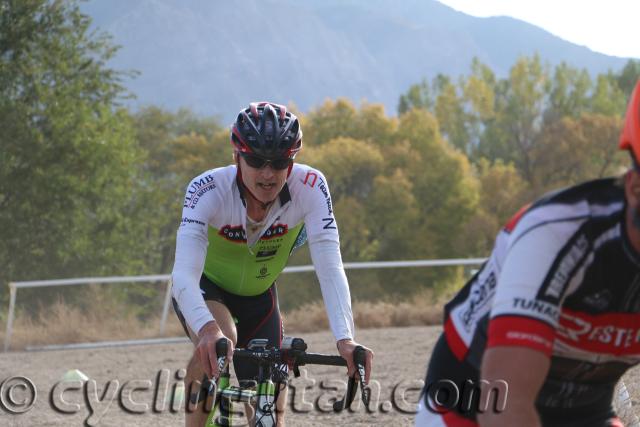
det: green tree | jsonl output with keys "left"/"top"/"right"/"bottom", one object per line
{"left": 131, "top": 107, "right": 226, "bottom": 277}
{"left": 0, "top": 0, "right": 141, "bottom": 306}
{"left": 546, "top": 62, "right": 591, "bottom": 119}
{"left": 394, "top": 55, "right": 632, "bottom": 271}
{"left": 353, "top": 102, "right": 397, "bottom": 147}
{"left": 382, "top": 109, "right": 479, "bottom": 295}
{"left": 459, "top": 159, "right": 529, "bottom": 255}
{"left": 301, "top": 98, "right": 358, "bottom": 146}
{"left": 298, "top": 102, "right": 480, "bottom": 299}
{"left": 397, "top": 78, "right": 433, "bottom": 114}
{"left": 531, "top": 113, "right": 626, "bottom": 193}
{"left": 464, "top": 59, "right": 496, "bottom": 121}
{"left": 304, "top": 137, "right": 385, "bottom": 200}
{"left": 302, "top": 98, "right": 397, "bottom": 149}
{"left": 434, "top": 77, "right": 469, "bottom": 153}
{"left": 499, "top": 55, "right": 549, "bottom": 182}
{"left": 366, "top": 169, "right": 419, "bottom": 260}
{"left": 591, "top": 74, "right": 627, "bottom": 116}
{"left": 615, "top": 60, "right": 640, "bottom": 95}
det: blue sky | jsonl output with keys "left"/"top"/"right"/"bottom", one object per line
{"left": 438, "top": 0, "right": 640, "bottom": 59}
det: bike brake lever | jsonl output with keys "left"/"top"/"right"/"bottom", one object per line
{"left": 216, "top": 338, "right": 228, "bottom": 374}
{"left": 353, "top": 346, "right": 371, "bottom": 408}
{"left": 333, "top": 375, "right": 357, "bottom": 412}
{"left": 206, "top": 338, "right": 228, "bottom": 395}
{"left": 333, "top": 346, "right": 370, "bottom": 412}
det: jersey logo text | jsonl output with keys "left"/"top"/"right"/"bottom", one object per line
{"left": 219, "top": 225, "right": 247, "bottom": 242}
{"left": 541, "top": 234, "right": 589, "bottom": 301}
{"left": 180, "top": 217, "right": 206, "bottom": 227}
{"left": 322, "top": 218, "right": 336, "bottom": 230}
{"left": 459, "top": 272, "right": 496, "bottom": 331}
{"left": 512, "top": 297, "right": 559, "bottom": 321}
{"left": 184, "top": 174, "right": 216, "bottom": 209}
{"left": 262, "top": 224, "right": 288, "bottom": 240}
{"left": 317, "top": 178, "right": 333, "bottom": 215}
{"left": 558, "top": 309, "right": 640, "bottom": 355}
{"left": 303, "top": 171, "right": 318, "bottom": 187}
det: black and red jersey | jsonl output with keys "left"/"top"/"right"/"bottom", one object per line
{"left": 431, "top": 177, "right": 640, "bottom": 422}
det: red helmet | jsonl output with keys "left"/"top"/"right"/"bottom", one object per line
{"left": 231, "top": 102, "right": 302, "bottom": 160}
{"left": 620, "top": 80, "right": 640, "bottom": 162}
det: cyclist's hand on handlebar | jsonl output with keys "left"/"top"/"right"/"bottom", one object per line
{"left": 337, "top": 338, "right": 373, "bottom": 383}
{"left": 196, "top": 321, "right": 234, "bottom": 379}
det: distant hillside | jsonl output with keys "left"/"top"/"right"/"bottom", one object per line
{"left": 83, "top": 0, "right": 630, "bottom": 123}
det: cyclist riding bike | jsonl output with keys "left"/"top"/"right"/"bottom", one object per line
{"left": 171, "top": 102, "right": 373, "bottom": 426}
{"left": 416, "top": 80, "right": 640, "bottom": 427}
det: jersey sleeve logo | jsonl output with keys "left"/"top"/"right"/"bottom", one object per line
{"left": 459, "top": 272, "right": 497, "bottom": 332}
{"left": 184, "top": 174, "right": 216, "bottom": 209}
{"left": 180, "top": 217, "right": 206, "bottom": 227}
{"left": 303, "top": 171, "right": 318, "bottom": 187}
{"left": 537, "top": 233, "right": 590, "bottom": 303}
{"left": 322, "top": 218, "right": 337, "bottom": 229}
{"left": 317, "top": 177, "right": 334, "bottom": 216}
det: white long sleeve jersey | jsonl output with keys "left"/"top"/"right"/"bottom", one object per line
{"left": 171, "top": 163, "right": 355, "bottom": 341}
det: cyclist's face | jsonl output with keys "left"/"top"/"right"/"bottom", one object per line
{"left": 238, "top": 154, "right": 288, "bottom": 203}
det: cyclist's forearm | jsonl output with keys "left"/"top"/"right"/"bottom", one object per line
{"left": 309, "top": 238, "right": 355, "bottom": 341}
{"left": 479, "top": 347, "right": 549, "bottom": 427}
{"left": 172, "top": 231, "right": 213, "bottom": 334}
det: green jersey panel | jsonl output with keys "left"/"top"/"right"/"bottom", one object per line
{"left": 203, "top": 223, "right": 305, "bottom": 296}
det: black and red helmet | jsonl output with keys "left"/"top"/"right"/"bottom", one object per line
{"left": 231, "top": 102, "right": 302, "bottom": 160}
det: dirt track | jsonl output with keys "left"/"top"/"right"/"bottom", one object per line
{"left": 1, "top": 326, "right": 639, "bottom": 426}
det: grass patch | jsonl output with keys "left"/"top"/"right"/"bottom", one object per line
{"left": 284, "top": 288, "right": 446, "bottom": 333}
{"left": 1, "top": 288, "right": 451, "bottom": 350}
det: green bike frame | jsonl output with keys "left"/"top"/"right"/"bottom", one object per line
{"left": 205, "top": 369, "right": 276, "bottom": 427}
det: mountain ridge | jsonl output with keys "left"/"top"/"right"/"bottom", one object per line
{"left": 82, "top": 0, "right": 630, "bottom": 123}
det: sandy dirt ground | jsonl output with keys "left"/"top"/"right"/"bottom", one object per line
{"left": 1, "top": 325, "right": 639, "bottom": 426}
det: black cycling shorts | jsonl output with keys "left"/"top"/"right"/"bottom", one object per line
{"left": 172, "top": 274, "right": 283, "bottom": 383}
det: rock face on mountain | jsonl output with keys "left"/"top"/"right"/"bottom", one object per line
{"left": 83, "top": 0, "right": 629, "bottom": 122}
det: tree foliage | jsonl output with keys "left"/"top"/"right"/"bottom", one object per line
{"left": 0, "top": 1, "right": 227, "bottom": 315}
{"left": 130, "top": 107, "right": 226, "bottom": 276}
{"left": 0, "top": 0, "right": 141, "bottom": 306}
{"left": 398, "top": 54, "right": 631, "bottom": 195}
{"left": 297, "top": 101, "right": 479, "bottom": 297}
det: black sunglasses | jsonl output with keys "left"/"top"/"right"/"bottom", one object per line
{"left": 240, "top": 153, "right": 292, "bottom": 170}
